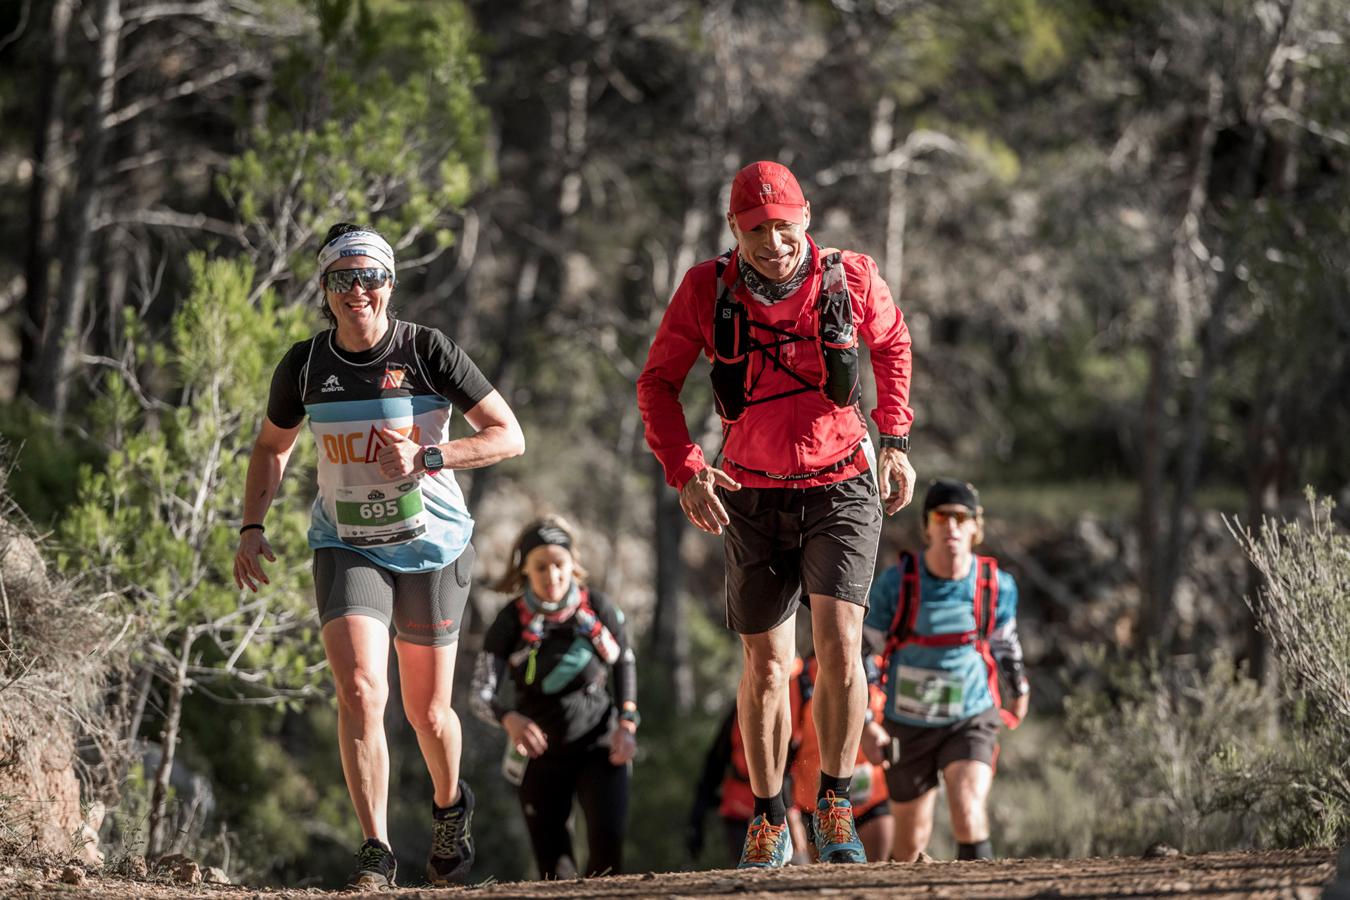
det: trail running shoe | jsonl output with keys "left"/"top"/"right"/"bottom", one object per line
{"left": 426, "top": 779, "right": 476, "bottom": 884}
{"left": 737, "top": 814, "right": 793, "bottom": 869}
{"left": 346, "top": 837, "right": 396, "bottom": 891}
{"left": 811, "top": 791, "right": 867, "bottom": 863}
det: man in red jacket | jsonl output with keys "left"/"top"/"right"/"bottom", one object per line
{"left": 637, "top": 160, "right": 915, "bottom": 868}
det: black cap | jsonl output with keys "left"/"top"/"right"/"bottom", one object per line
{"left": 922, "top": 478, "right": 980, "bottom": 515}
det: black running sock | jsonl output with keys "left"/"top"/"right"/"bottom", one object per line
{"left": 957, "top": 840, "right": 993, "bottom": 860}
{"left": 753, "top": 792, "right": 787, "bottom": 826}
{"left": 819, "top": 771, "right": 852, "bottom": 804}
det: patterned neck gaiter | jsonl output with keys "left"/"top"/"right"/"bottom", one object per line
{"left": 523, "top": 581, "right": 580, "bottom": 617}
{"left": 738, "top": 243, "right": 814, "bottom": 306}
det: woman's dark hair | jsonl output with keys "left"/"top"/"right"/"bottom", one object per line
{"left": 322, "top": 221, "right": 369, "bottom": 246}
{"left": 317, "top": 222, "right": 391, "bottom": 326}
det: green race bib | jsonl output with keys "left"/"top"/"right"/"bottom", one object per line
{"left": 334, "top": 480, "right": 427, "bottom": 547}
{"left": 893, "top": 665, "right": 964, "bottom": 723}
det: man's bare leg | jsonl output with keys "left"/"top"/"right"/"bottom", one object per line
{"left": 891, "top": 788, "right": 938, "bottom": 862}
{"left": 945, "top": 759, "right": 994, "bottom": 857}
{"left": 737, "top": 617, "right": 797, "bottom": 799}
{"left": 809, "top": 595, "right": 867, "bottom": 780}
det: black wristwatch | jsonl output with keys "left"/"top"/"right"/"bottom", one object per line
{"left": 879, "top": 434, "right": 909, "bottom": 453}
{"left": 421, "top": 445, "right": 445, "bottom": 475}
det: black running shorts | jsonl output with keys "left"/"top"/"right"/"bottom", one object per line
{"left": 721, "top": 472, "right": 882, "bottom": 635}
{"left": 312, "top": 543, "right": 474, "bottom": 647}
{"left": 882, "top": 706, "right": 1001, "bottom": 802}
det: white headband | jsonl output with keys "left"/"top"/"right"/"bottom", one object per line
{"left": 316, "top": 230, "right": 396, "bottom": 279}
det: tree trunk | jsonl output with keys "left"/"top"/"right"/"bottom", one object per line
{"left": 146, "top": 630, "right": 193, "bottom": 859}
{"left": 464, "top": 248, "right": 538, "bottom": 515}
{"left": 1138, "top": 70, "right": 1223, "bottom": 647}
{"left": 32, "top": 0, "right": 122, "bottom": 418}
{"left": 1153, "top": 3, "right": 1296, "bottom": 645}
{"left": 18, "top": 0, "right": 75, "bottom": 397}
{"left": 648, "top": 458, "right": 693, "bottom": 713}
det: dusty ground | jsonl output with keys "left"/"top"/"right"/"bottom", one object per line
{"left": 0, "top": 848, "right": 1339, "bottom": 900}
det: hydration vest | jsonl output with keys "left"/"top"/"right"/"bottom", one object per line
{"left": 882, "top": 551, "right": 1022, "bottom": 729}
{"left": 710, "top": 250, "right": 862, "bottom": 428}
{"left": 512, "top": 587, "right": 621, "bottom": 686}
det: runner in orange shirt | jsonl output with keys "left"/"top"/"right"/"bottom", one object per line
{"left": 788, "top": 654, "right": 894, "bottom": 861}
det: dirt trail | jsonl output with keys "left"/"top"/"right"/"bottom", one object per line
{"left": 3, "top": 848, "right": 1337, "bottom": 899}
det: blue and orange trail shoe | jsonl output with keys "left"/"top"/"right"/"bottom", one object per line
{"left": 426, "top": 779, "right": 476, "bottom": 884}
{"left": 347, "top": 837, "right": 397, "bottom": 891}
{"left": 737, "top": 814, "right": 794, "bottom": 869}
{"left": 811, "top": 791, "right": 867, "bottom": 863}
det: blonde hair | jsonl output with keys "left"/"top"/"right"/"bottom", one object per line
{"left": 491, "top": 514, "right": 590, "bottom": 595}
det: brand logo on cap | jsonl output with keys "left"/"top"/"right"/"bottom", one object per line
{"left": 761, "top": 183, "right": 773, "bottom": 194}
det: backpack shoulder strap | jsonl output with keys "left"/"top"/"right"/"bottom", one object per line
{"left": 712, "top": 251, "right": 745, "bottom": 364}
{"left": 817, "top": 251, "right": 850, "bottom": 313}
{"left": 884, "top": 551, "right": 921, "bottom": 654}
{"left": 973, "top": 556, "right": 999, "bottom": 641}
{"left": 713, "top": 249, "right": 735, "bottom": 297}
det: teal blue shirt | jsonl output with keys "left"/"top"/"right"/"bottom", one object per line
{"left": 865, "top": 555, "right": 1018, "bottom": 727}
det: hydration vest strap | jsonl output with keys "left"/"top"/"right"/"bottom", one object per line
{"left": 882, "top": 551, "right": 921, "bottom": 664}
{"left": 712, "top": 254, "right": 743, "bottom": 362}
{"left": 710, "top": 249, "right": 859, "bottom": 424}
{"left": 971, "top": 557, "right": 1019, "bottom": 728}
{"left": 515, "top": 587, "right": 614, "bottom": 655}
{"left": 974, "top": 557, "right": 998, "bottom": 642}
{"left": 908, "top": 630, "right": 977, "bottom": 647}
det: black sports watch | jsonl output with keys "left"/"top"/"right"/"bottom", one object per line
{"left": 879, "top": 434, "right": 909, "bottom": 453}
{"left": 421, "top": 445, "right": 445, "bottom": 475}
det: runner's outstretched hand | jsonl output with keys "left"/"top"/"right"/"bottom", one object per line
{"left": 878, "top": 447, "right": 915, "bottom": 515}
{"left": 376, "top": 426, "right": 422, "bottom": 479}
{"left": 233, "top": 529, "right": 276, "bottom": 592}
{"left": 679, "top": 466, "right": 740, "bottom": 535}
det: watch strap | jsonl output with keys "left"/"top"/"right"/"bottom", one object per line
{"left": 879, "top": 434, "right": 909, "bottom": 453}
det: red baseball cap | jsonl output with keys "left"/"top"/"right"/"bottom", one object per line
{"left": 729, "top": 161, "right": 808, "bottom": 231}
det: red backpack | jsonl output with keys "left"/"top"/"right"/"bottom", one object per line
{"left": 882, "top": 551, "right": 1021, "bottom": 729}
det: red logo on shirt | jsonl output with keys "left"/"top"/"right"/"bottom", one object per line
{"left": 381, "top": 367, "right": 407, "bottom": 389}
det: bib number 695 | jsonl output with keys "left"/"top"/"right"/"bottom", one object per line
{"left": 360, "top": 501, "right": 400, "bottom": 520}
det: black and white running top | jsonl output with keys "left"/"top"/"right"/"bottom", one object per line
{"left": 267, "top": 319, "right": 493, "bottom": 573}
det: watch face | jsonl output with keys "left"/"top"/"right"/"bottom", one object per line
{"left": 423, "top": 447, "right": 443, "bottom": 470}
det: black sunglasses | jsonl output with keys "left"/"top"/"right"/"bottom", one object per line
{"left": 322, "top": 267, "right": 392, "bottom": 293}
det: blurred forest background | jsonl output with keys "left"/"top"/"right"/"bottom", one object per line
{"left": 0, "top": 0, "right": 1347, "bottom": 888}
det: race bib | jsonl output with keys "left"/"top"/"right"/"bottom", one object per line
{"left": 334, "top": 479, "right": 426, "bottom": 547}
{"left": 893, "top": 665, "right": 964, "bottom": 723}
